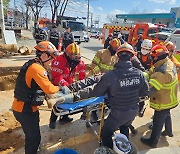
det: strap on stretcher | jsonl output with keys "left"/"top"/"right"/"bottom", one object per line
{"left": 56, "top": 96, "right": 106, "bottom": 111}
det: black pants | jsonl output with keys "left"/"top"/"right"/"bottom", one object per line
{"left": 13, "top": 110, "right": 41, "bottom": 154}
{"left": 149, "top": 109, "right": 172, "bottom": 144}
{"left": 101, "top": 106, "right": 138, "bottom": 149}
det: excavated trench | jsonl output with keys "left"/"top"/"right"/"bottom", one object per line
{"left": 0, "top": 67, "right": 21, "bottom": 91}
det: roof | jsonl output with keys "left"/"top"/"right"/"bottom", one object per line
{"left": 116, "top": 13, "right": 174, "bottom": 19}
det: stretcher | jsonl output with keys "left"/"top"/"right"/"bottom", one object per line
{"left": 52, "top": 96, "right": 149, "bottom": 144}
{"left": 53, "top": 96, "right": 108, "bottom": 144}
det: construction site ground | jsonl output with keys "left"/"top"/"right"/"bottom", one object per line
{"left": 0, "top": 30, "right": 179, "bottom": 154}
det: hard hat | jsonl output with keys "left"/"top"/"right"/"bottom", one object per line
{"left": 163, "top": 41, "right": 176, "bottom": 53}
{"left": 150, "top": 44, "right": 169, "bottom": 57}
{"left": 94, "top": 146, "right": 115, "bottom": 154}
{"left": 113, "top": 133, "right": 132, "bottom": 154}
{"left": 141, "top": 39, "right": 152, "bottom": 55}
{"left": 34, "top": 41, "right": 59, "bottom": 59}
{"left": 109, "top": 38, "right": 121, "bottom": 50}
{"left": 116, "top": 43, "right": 135, "bottom": 56}
{"left": 65, "top": 42, "right": 81, "bottom": 60}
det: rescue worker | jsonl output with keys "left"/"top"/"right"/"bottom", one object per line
{"left": 137, "top": 39, "right": 152, "bottom": 117}
{"left": 62, "top": 26, "right": 74, "bottom": 51}
{"left": 34, "top": 26, "right": 48, "bottom": 44}
{"left": 104, "top": 33, "right": 113, "bottom": 49}
{"left": 141, "top": 44, "right": 179, "bottom": 148}
{"left": 55, "top": 43, "right": 149, "bottom": 148}
{"left": 49, "top": 25, "right": 61, "bottom": 50}
{"left": 12, "top": 41, "right": 60, "bottom": 154}
{"left": 164, "top": 41, "right": 180, "bottom": 83}
{"left": 90, "top": 38, "right": 120, "bottom": 75}
{"left": 134, "top": 34, "right": 143, "bottom": 52}
{"left": 49, "top": 42, "right": 86, "bottom": 128}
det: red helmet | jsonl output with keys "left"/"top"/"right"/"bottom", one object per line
{"left": 163, "top": 41, "right": 176, "bottom": 53}
{"left": 109, "top": 38, "right": 121, "bottom": 50}
{"left": 34, "top": 41, "right": 59, "bottom": 59}
{"left": 116, "top": 43, "right": 135, "bottom": 55}
{"left": 150, "top": 44, "right": 169, "bottom": 57}
{"left": 65, "top": 43, "right": 81, "bottom": 60}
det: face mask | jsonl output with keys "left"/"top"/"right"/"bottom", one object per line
{"left": 141, "top": 48, "right": 150, "bottom": 55}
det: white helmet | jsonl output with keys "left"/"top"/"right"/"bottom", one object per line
{"left": 141, "top": 39, "right": 152, "bottom": 55}
{"left": 113, "top": 133, "right": 132, "bottom": 154}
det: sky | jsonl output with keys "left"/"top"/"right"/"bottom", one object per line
{"left": 10, "top": 0, "right": 179, "bottom": 27}
{"left": 59, "top": 0, "right": 179, "bottom": 27}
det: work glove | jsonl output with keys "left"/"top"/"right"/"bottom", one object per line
{"left": 46, "top": 91, "right": 65, "bottom": 108}
{"left": 59, "top": 86, "right": 71, "bottom": 94}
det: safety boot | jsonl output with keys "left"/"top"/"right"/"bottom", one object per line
{"left": 140, "top": 137, "right": 157, "bottom": 148}
{"left": 161, "top": 131, "right": 173, "bottom": 137}
{"left": 49, "top": 122, "right": 56, "bottom": 129}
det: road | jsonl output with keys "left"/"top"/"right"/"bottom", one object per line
{"left": 0, "top": 34, "right": 180, "bottom": 154}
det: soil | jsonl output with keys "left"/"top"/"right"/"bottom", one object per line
{"left": 0, "top": 111, "right": 24, "bottom": 154}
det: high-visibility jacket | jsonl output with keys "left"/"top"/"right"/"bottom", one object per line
{"left": 170, "top": 56, "right": 180, "bottom": 83}
{"left": 51, "top": 53, "right": 86, "bottom": 86}
{"left": 90, "top": 48, "right": 118, "bottom": 74}
{"left": 12, "top": 59, "right": 59, "bottom": 113}
{"left": 149, "top": 58, "right": 179, "bottom": 111}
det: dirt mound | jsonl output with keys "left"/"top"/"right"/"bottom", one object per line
{"left": 0, "top": 67, "right": 20, "bottom": 91}
{"left": 0, "top": 111, "right": 24, "bottom": 153}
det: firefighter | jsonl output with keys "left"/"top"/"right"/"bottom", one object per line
{"left": 34, "top": 26, "right": 48, "bottom": 44}
{"left": 90, "top": 38, "right": 120, "bottom": 75}
{"left": 49, "top": 25, "right": 61, "bottom": 50}
{"left": 57, "top": 43, "right": 149, "bottom": 149}
{"left": 12, "top": 41, "right": 60, "bottom": 154}
{"left": 62, "top": 26, "right": 74, "bottom": 51}
{"left": 163, "top": 41, "right": 180, "bottom": 83}
{"left": 137, "top": 39, "right": 152, "bottom": 117}
{"left": 134, "top": 34, "right": 143, "bottom": 52}
{"left": 141, "top": 44, "right": 179, "bottom": 148}
{"left": 104, "top": 33, "right": 113, "bottom": 49}
{"left": 49, "top": 42, "right": 86, "bottom": 129}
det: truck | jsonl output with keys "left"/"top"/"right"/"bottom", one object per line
{"left": 57, "top": 17, "right": 85, "bottom": 44}
{"left": 101, "top": 22, "right": 169, "bottom": 47}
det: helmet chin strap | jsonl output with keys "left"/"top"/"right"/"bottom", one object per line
{"left": 38, "top": 55, "right": 53, "bottom": 66}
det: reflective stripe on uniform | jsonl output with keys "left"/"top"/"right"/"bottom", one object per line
{"left": 149, "top": 79, "right": 163, "bottom": 90}
{"left": 93, "top": 65, "right": 100, "bottom": 73}
{"left": 143, "top": 72, "right": 149, "bottom": 81}
{"left": 150, "top": 101, "right": 178, "bottom": 111}
{"left": 99, "top": 63, "right": 114, "bottom": 70}
{"left": 93, "top": 56, "right": 100, "bottom": 64}
{"left": 150, "top": 78, "right": 178, "bottom": 111}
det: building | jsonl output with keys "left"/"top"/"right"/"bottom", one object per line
{"left": 116, "top": 7, "right": 180, "bottom": 28}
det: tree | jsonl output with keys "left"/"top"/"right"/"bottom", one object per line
{"left": 21, "top": 0, "right": 31, "bottom": 29}
{"left": 106, "top": 14, "right": 116, "bottom": 23}
{"left": 57, "top": 0, "right": 69, "bottom": 24}
{"left": 27, "top": 0, "right": 47, "bottom": 27}
{"left": 49, "top": 0, "right": 61, "bottom": 25}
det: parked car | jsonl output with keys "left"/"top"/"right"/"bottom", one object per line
{"left": 90, "top": 31, "right": 100, "bottom": 39}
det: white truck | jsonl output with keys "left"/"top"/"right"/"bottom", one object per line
{"left": 57, "top": 19, "right": 85, "bottom": 44}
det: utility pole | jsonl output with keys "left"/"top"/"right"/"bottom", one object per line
{"left": 86, "top": 0, "right": 89, "bottom": 31}
{"left": 0, "top": 0, "right": 5, "bottom": 42}
{"left": 90, "top": 12, "right": 93, "bottom": 32}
